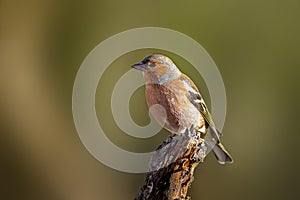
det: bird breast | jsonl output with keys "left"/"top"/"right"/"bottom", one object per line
{"left": 145, "top": 83, "right": 204, "bottom": 134}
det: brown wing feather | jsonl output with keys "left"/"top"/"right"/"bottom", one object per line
{"left": 179, "top": 74, "right": 221, "bottom": 142}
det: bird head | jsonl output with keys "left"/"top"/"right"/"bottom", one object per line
{"left": 132, "top": 54, "right": 181, "bottom": 84}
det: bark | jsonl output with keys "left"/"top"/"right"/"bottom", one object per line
{"left": 135, "top": 127, "right": 207, "bottom": 200}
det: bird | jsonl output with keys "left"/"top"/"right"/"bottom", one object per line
{"left": 131, "top": 54, "right": 233, "bottom": 164}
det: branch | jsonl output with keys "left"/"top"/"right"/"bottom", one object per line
{"left": 135, "top": 127, "right": 207, "bottom": 200}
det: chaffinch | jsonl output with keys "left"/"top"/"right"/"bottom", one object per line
{"left": 132, "top": 54, "right": 233, "bottom": 164}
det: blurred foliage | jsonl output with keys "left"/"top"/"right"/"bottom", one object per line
{"left": 1, "top": 0, "right": 299, "bottom": 199}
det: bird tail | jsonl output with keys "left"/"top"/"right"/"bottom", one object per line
{"left": 212, "top": 142, "right": 233, "bottom": 164}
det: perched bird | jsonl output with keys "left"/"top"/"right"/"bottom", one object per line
{"left": 132, "top": 54, "right": 233, "bottom": 164}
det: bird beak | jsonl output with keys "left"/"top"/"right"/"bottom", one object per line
{"left": 131, "top": 62, "right": 148, "bottom": 72}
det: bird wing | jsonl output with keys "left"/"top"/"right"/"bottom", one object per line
{"left": 179, "top": 74, "right": 221, "bottom": 142}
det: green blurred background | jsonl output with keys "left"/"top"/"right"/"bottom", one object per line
{"left": 1, "top": 0, "right": 299, "bottom": 199}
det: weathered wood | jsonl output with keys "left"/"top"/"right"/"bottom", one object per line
{"left": 135, "top": 127, "right": 207, "bottom": 200}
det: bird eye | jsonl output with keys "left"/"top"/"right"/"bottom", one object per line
{"left": 148, "top": 61, "right": 156, "bottom": 67}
